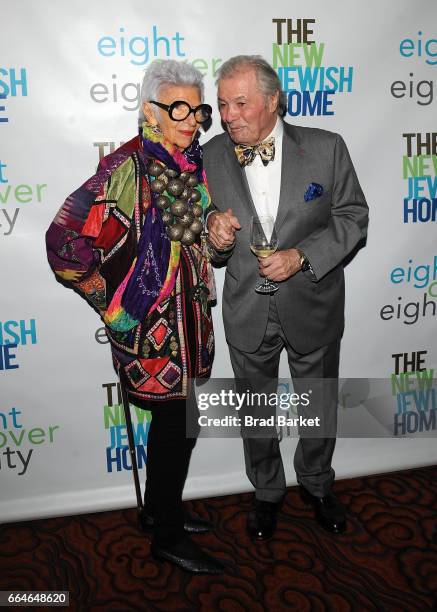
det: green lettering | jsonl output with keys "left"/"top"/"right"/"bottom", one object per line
{"left": 289, "top": 43, "right": 303, "bottom": 66}
{"left": 272, "top": 43, "right": 288, "bottom": 68}
{"left": 191, "top": 59, "right": 207, "bottom": 75}
{"left": 28, "top": 427, "right": 45, "bottom": 444}
{"left": 391, "top": 372, "right": 406, "bottom": 394}
{"left": 48, "top": 425, "right": 60, "bottom": 442}
{"left": 36, "top": 183, "right": 47, "bottom": 202}
{"left": 14, "top": 184, "right": 32, "bottom": 203}
{"left": 104, "top": 404, "right": 123, "bottom": 428}
{"left": 212, "top": 57, "right": 222, "bottom": 77}
{"left": 403, "top": 155, "right": 418, "bottom": 178}
{"left": 416, "top": 368, "right": 434, "bottom": 390}
{"left": 0, "top": 185, "right": 12, "bottom": 204}
{"left": 8, "top": 429, "right": 25, "bottom": 445}
{"left": 303, "top": 42, "right": 325, "bottom": 67}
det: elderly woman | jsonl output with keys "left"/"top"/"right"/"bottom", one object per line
{"left": 46, "top": 60, "right": 223, "bottom": 574}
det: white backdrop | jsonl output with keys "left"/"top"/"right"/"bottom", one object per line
{"left": 1, "top": 0, "right": 436, "bottom": 522}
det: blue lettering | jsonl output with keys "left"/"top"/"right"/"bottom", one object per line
{"left": 0, "top": 93, "right": 7, "bottom": 123}
{"left": 400, "top": 38, "right": 415, "bottom": 58}
{"left": 404, "top": 198, "right": 437, "bottom": 223}
{"left": 106, "top": 445, "right": 147, "bottom": 472}
{"left": 20, "top": 319, "right": 37, "bottom": 345}
{"left": 152, "top": 25, "right": 170, "bottom": 56}
{"left": 298, "top": 67, "right": 319, "bottom": 91}
{"left": 0, "top": 321, "right": 20, "bottom": 345}
{"left": 337, "top": 66, "right": 353, "bottom": 92}
{"left": 0, "top": 69, "right": 9, "bottom": 96}
{"left": 413, "top": 389, "right": 432, "bottom": 411}
{"left": 0, "top": 69, "right": 27, "bottom": 97}
{"left": 97, "top": 27, "right": 185, "bottom": 65}
{"left": 390, "top": 256, "right": 437, "bottom": 289}
{"left": 0, "top": 344, "right": 19, "bottom": 370}
{"left": 113, "top": 424, "right": 128, "bottom": 447}
{"left": 9, "top": 69, "right": 27, "bottom": 97}
{"left": 425, "top": 39, "right": 437, "bottom": 66}
{"left": 97, "top": 36, "right": 116, "bottom": 57}
{"left": 11, "top": 407, "right": 22, "bottom": 428}
{"left": 394, "top": 409, "right": 437, "bottom": 435}
{"left": 121, "top": 445, "right": 147, "bottom": 470}
{"left": 129, "top": 36, "right": 149, "bottom": 65}
{"left": 287, "top": 90, "right": 335, "bottom": 117}
{"left": 0, "top": 161, "right": 7, "bottom": 183}
{"left": 173, "top": 32, "right": 185, "bottom": 57}
{"left": 133, "top": 422, "right": 150, "bottom": 446}
{"left": 106, "top": 446, "right": 123, "bottom": 472}
{"left": 278, "top": 67, "right": 353, "bottom": 94}
{"left": 0, "top": 319, "right": 37, "bottom": 346}
{"left": 108, "top": 425, "right": 117, "bottom": 449}
{"left": 407, "top": 176, "right": 437, "bottom": 199}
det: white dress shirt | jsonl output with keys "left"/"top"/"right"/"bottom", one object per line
{"left": 244, "top": 117, "right": 283, "bottom": 221}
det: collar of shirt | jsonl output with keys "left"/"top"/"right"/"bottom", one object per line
{"left": 264, "top": 116, "right": 283, "bottom": 149}
{"left": 244, "top": 117, "right": 284, "bottom": 220}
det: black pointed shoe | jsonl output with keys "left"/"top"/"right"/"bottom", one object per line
{"left": 151, "top": 535, "right": 224, "bottom": 574}
{"left": 247, "top": 499, "right": 278, "bottom": 540}
{"left": 299, "top": 486, "right": 347, "bottom": 534}
{"left": 139, "top": 508, "right": 212, "bottom": 535}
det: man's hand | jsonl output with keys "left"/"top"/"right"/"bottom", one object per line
{"left": 207, "top": 208, "right": 241, "bottom": 251}
{"left": 258, "top": 248, "right": 301, "bottom": 281}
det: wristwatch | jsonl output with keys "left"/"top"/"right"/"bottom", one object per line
{"left": 298, "top": 249, "right": 311, "bottom": 272}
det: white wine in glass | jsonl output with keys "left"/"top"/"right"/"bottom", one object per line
{"left": 250, "top": 215, "right": 279, "bottom": 294}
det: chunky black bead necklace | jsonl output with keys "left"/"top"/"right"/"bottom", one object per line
{"left": 148, "top": 160, "right": 204, "bottom": 247}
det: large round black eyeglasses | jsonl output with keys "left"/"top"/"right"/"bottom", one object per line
{"left": 149, "top": 100, "right": 212, "bottom": 124}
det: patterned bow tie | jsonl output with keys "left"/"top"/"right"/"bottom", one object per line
{"left": 235, "top": 137, "right": 275, "bottom": 167}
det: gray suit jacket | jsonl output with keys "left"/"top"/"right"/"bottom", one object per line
{"left": 203, "top": 122, "right": 369, "bottom": 354}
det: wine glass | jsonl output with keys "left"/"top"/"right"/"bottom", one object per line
{"left": 250, "top": 215, "right": 279, "bottom": 294}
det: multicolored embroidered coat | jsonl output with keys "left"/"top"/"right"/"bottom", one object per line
{"left": 46, "top": 130, "right": 215, "bottom": 401}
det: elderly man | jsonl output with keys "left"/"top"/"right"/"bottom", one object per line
{"left": 203, "top": 55, "right": 368, "bottom": 539}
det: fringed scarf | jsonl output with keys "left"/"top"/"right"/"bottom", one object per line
{"left": 104, "top": 122, "right": 205, "bottom": 331}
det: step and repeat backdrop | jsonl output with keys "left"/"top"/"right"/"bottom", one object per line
{"left": 1, "top": 0, "right": 436, "bottom": 522}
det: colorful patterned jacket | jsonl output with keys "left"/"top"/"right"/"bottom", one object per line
{"left": 46, "top": 135, "right": 215, "bottom": 401}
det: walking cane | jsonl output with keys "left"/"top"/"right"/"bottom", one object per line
{"left": 118, "top": 369, "right": 144, "bottom": 526}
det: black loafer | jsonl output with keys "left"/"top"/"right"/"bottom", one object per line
{"left": 139, "top": 508, "right": 212, "bottom": 534}
{"left": 299, "top": 486, "right": 347, "bottom": 534}
{"left": 151, "top": 535, "right": 224, "bottom": 574}
{"left": 247, "top": 499, "right": 278, "bottom": 541}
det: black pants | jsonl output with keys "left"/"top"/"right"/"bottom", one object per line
{"left": 134, "top": 394, "right": 199, "bottom": 545}
{"left": 129, "top": 282, "right": 201, "bottom": 544}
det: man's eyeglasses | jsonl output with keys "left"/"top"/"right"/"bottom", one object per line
{"left": 149, "top": 100, "right": 212, "bottom": 124}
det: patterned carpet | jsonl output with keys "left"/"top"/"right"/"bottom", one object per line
{"left": 1, "top": 465, "right": 436, "bottom": 611}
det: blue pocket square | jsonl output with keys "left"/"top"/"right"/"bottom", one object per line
{"left": 304, "top": 182, "right": 323, "bottom": 202}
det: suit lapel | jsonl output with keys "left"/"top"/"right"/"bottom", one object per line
{"left": 223, "top": 137, "right": 258, "bottom": 218}
{"left": 275, "top": 123, "right": 303, "bottom": 230}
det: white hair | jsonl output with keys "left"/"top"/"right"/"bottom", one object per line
{"left": 139, "top": 59, "right": 205, "bottom": 125}
{"left": 217, "top": 55, "right": 286, "bottom": 116}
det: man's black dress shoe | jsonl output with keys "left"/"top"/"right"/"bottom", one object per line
{"left": 299, "top": 486, "right": 347, "bottom": 534}
{"left": 247, "top": 499, "right": 278, "bottom": 540}
{"left": 151, "top": 535, "right": 224, "bottom": 574}
{"left": 139, "top": 508, "right": 212, "bottom": 534}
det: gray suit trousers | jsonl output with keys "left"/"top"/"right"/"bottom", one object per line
{"left": 228, "top": 296, "right": 340, "bottom": 501}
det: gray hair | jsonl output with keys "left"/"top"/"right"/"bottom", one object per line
{"left": 216, "top": 55, "right": 286, "bottom": 115}
{"left": 139, "top": 59, "right": 205, "bottom": 125}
